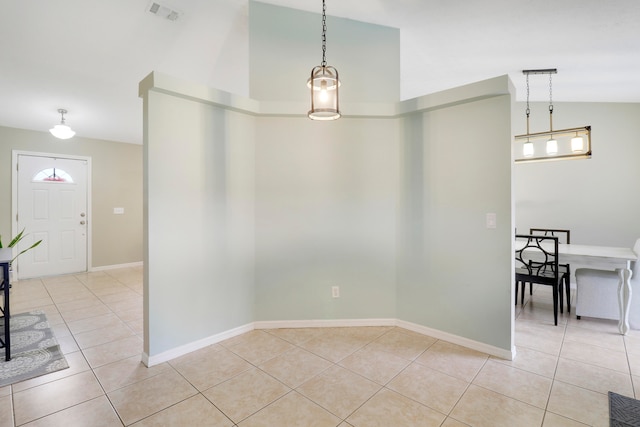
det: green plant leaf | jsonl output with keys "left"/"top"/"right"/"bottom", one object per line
{"left": 8, "top": 229, "right": 26, "bottom": 248}
{"left": 11, "top": 239, "right": 43, "bottom": 262}
{"left": 0, "top": 228, "right": 44, "bottom": 261}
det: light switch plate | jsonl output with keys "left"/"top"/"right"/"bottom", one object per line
{"left": 486, "top": 213, "right": 497, "bottom": 229}
{"left": 114, "top": 207, "right": 125, "bottom": 214}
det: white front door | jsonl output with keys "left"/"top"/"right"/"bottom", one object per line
{"left": 16, "top": 154, "right": 89, "bottom": 278}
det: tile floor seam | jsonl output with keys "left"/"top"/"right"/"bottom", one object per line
{"left": 336, "top": 384, "right": 386, "bottom": 423}
{"left": 122, "top": 392, "right": 229, "bottom": 427}
{"left": 623, "top": 335, "right": 638, "bottom": 399}
{"left": 544, "top": 313, "right": 567, "bottom": 415}
{"left": 84, "top": 362, "right": 125, "bottom": 426}
{"left": 200, "top": 384, "right": 270, "bottom": 426}
{"left": 383, "top": 377, "right": 454, "bottom": 417}
{"left": 13, "top": 380, "right": 109, "bottom": 427}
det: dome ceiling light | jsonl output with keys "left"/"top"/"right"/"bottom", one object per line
{"left": 49, "top": 109, "right": 76, "bottom": 140}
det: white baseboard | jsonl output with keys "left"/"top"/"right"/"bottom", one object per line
{"left": 91, "top": 261, "right": 143, "bottom": 272}
{"left": 254, "top": 318, "right": 397, "bottom": 329}
{"left": 142, "top": 322, "right": 254, "bottom": 367}
{"left": 142, "top": 317, "right": 513, "bottom": 366}
{"left": 395, "top": 319, "right": 514, "bottom": 361}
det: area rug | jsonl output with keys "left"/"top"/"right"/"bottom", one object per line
{"left": 609, "top": 391, "right": 640, "bottom": 427}
{"left": 0, "top": 310, "right": 69, "bottom": 387}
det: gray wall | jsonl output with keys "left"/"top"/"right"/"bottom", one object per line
{"left": 0, "top": 126, "right": 142, "bottom": 268}
{"left": 142, "top": 89, "right": 255, "bottom": 358}
{"left": 140, "top": 71, "right": 515, "bottom": 361}
{"left": 254, "top": 116, "right": 399, "bottom": 321}
{"left": 397, "top": 95, "right": 513, "bottom": 350}
{"left": 513, "top": 102, "right": 640, "bottom": 247}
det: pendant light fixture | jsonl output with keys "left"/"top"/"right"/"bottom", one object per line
{"left": 545, "top": 72, "right": 558, "bottom": 155}
{"left": 522, "top": 72, "right": 534, "bottom": 158}
{"left": 307, "top": 0, "right": 340, "bottom": 120}
{"left": 514, "top": 69, "right": 591, "bottom": 163}
{"left": 49, "top": 109, "right": 76, "bottom": 140}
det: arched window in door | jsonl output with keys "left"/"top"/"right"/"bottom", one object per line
{"left": 32, "top": 168, "right": 74, "bottom": 183}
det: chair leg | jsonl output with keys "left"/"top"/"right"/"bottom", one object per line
{"left": 515, "top": 281, "right": 519, "bottom": 305}
{"left": 552, "top": 284, "right": 558, "bottom": 326}
{"left": 521, "top": 280, "right": 526, "bottom": 305}
{"left": 565, "top": 273, "right": 571, "bottom": 313}
{"left": 558, "top": 283, "right": 564, "bottom": 314}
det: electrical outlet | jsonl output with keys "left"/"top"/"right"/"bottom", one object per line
{"left": 331, "top": 286, "right": 340, "bottom": 298}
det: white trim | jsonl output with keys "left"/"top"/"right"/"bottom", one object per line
{"left": 91, "top": 261, "right": 143, "bottom": 271}
{"left": 254, "top": 318, "right": 397, "bottom": 329}
{"left": 395, "top": 319, "right": 515, "bottom": 361}
{"left": 142, "top": 318, "right": 513, "bottom": 366}
{"left": 12, "top": 150, "right": 92, "bottom": 279}
{"left": 142, "top": 322, "right": 254, "bottom": 367}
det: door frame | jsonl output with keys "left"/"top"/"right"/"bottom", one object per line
{"left": 11, "top": 150, "right": 92, "bottom": 278}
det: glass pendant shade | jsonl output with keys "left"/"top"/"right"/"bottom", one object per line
{"left": 571, "top": 136, "right": 584, "bottom": 152}
{"left": 523, "top": 141, "right": 534, "bottom": 157}
{"left": 49, "top": 124, "right": 75, "bottom": 139}
{"left": 49, "top": 109, "right": 75, "bottom": 139}
{"left": 546, "top": 138, "right": 558, "bottom": 155}
{"left": 308, "top": 66, "right": 340, "bottom": 120}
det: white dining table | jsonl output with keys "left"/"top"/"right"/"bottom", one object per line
{"left": 558, "top": 243, "right": 637, "bottom": 334}
{"left": 516, "top": 239, "right": 638, "bottom": 334}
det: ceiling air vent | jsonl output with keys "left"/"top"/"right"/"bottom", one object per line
{"left": 147, "top": 1, "right": 182, "bottom": 21}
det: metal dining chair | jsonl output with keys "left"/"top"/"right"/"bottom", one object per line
{"left": 529, "top": 228, "right": 571, "bottom": 313}
{"left": 515, "top": 234, "right": 564, "bottom": 325}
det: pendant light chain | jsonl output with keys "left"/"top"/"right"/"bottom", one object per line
{"left": 321, "top": 0, "right": 327, "bottom": 67}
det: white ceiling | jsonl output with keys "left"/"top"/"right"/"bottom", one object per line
{"left": 1, "top": 0, "right": 638, "bottom": 145}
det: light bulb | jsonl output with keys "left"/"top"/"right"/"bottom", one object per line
{"left": 571, "top": 136, "right": 584, "bottom": 152}
{"left": 523, "top": 141, "right": 534, "bottom": 157}
{"left": 546, "top": 138, "right": 558, "bottom": 155}
{"left": 319, "top": 80, "right": 328, "bottom": 102}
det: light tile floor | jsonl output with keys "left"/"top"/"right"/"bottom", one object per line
{"left": 1, "top": 269, "right": 638, "bottom": 426}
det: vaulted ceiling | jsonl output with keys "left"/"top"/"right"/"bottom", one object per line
{"left": 1, "top": 0, "right": 638, "bottom": 144}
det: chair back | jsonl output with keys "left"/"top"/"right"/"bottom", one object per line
{"left": 530, "top": 228, "right": 571, "bottom": 244}
{"left": 515, "top": 234, "right": 560, "bottom": 282}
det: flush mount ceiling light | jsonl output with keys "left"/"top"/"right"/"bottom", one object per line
{"left": 307, "top": 0, "right": 341, "bottom": 120}
{"left": 514, "top": 69, "right": 591, "bottom": 163}
{"left": 49, "top": 109, "right": 76, "bottom": 140}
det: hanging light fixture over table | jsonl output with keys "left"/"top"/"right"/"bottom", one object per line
{"left": 307, "top": 0, "right": 340, "bottom": 120}
{"left": 514, "top": 69, "right": 591, "bottom": 163}
{"left": 49, "top": 109, "right": 76, "bottom": 140}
